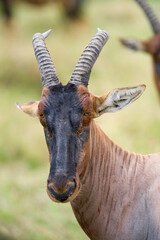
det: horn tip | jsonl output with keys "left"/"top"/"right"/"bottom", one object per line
{"left": 97, "top": 27, "right": 102, "bottom": 32}
{"left": 42, "top": 29, "right": 52, "bottom": 39}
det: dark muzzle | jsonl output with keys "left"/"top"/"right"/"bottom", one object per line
{"left": 47, "top": 174, "right": 80, "bottom": 203}
{"left": 47, "top": 180, "right": 77, "bottom": 202}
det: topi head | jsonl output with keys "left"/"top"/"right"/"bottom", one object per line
{"left": 17, "top": 29, "right": 145, "bottom": 203}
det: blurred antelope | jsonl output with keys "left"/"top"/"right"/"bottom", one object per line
{"left": 17, "top": 29, "right": 160, "bottom": 240}
{"left": 120, "top": 0, "right": 160, "bottom": 99}
{"left": 1, "top": 0, "right": 83, "bottom": 24}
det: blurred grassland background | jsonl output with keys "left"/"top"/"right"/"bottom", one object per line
{"left": 0, "top": 0, "right": 160, "bottom": 239}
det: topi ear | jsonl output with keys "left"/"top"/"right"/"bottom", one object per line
{"left": 120, "top": 38, "right": 147, "bottom": 52}
{"left": 94, "top": 85, "right": 146, "bottom": 116}
{"left": 16, "top": 101, "right": 39, "bottom": 117}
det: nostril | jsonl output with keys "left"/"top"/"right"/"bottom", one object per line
{"left": 47, "top": 181, "right": 54, "bottom": 189}
{"left": 47, "top": 176, "right": 52, "bottom": 185}
{"left": 71, "top": 178, "right": 77, "bottom": 188}
{"left": 48, "top": 183, "right": 55, "bottom": 194}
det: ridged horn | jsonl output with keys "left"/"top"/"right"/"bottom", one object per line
{"left": 135, "top": 0, "right": 160, "bottom": 34}
{"left": 32, "top": 29, "right": 60, "bottom": 88}
{"left": 69, "top": 28, "right": 109, "bottom": 87}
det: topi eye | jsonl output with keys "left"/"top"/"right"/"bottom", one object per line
{"left": 83, "top": 112, "right": 90, "bottom": 117}
{"left": 39, "top": 112, "right": 46, "bottom": 128}
{"left": 39, "top": 113, "right": 44, "bottom": 118}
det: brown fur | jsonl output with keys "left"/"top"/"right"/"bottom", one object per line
{"left": 71, "top": 120, "right": 160, "bottom": 240}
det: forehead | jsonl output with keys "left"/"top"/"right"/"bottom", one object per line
{"left": 40, "top": 83, "right": 91, "bottom": 112}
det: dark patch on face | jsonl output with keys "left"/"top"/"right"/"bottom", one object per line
{"left": 43, "top": 83, "right": 88, "bottom": 140}
{"left": 38, "top": 83, "right": 91, "bottom": 201}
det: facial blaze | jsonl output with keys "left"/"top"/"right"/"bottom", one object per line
{"left": 37, "top": 83, "right": 92, "bottom": 203}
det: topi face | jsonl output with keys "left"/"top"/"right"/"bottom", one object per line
{"left": 39, "top": 83, "right": 92, "bottom": 202}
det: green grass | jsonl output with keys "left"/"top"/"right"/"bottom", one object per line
{"left": 0, "top": 0, "right": 160, "bottom": 239}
